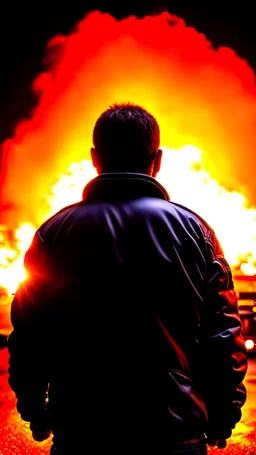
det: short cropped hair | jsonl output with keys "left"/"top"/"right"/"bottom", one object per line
{"left": 92, "top": 102, "right": 160, "bottom": 172}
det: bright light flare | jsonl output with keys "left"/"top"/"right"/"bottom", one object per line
{"left": 0, "top": 223, "right": 35, "bottom": 296}
{"left": 245, "top": 339, "right": 255, "bottom": 350}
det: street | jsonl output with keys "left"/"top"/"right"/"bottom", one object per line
{"left": 0, "top": 345, "right": 255, "bottom": 454}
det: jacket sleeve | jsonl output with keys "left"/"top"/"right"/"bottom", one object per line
{"left": 197, "top": 229, "right": 248, "bottom": 441}
{"left": 8, "top": 231, "right": 52, "bottom": 428}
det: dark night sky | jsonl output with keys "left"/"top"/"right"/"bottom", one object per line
{"left": 0, "top": 0, "right": 255, "bottom": 144}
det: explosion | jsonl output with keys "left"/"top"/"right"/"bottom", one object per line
{"left": 1, "top": 10, "right": 256, "bottom": 296}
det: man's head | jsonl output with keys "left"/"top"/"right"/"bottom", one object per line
{"left": 91, "top": 102, "right": 162, "bottom": 177}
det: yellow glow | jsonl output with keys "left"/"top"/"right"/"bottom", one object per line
{"left": 245, "top": 339, "right": 255, "bottom": 350}
{"left": 0, "top": 223, "right": 34, "bottom": 295}
{"left": 2, "top": 146, "right": 256, "bottom": 296}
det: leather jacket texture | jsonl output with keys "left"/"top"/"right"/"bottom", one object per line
{"left": 8, "top": 172, "right": 248, "bottom": 449}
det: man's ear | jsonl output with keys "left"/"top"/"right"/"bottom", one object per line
{"left": 152, "top": 149, "right": 163, "bottom": 177}
{"left": 90, "top": 147, "right": 98, "bottom": 169}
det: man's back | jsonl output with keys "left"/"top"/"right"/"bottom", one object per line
{"left": 8, "top": 173, "right": 247, "bottom": 450}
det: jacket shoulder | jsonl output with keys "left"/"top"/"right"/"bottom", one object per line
{"left": 37, "top": 201, "right": 84, "bottom": 240}
{"left": 168, "top": 201, "right": 214, "bottom": 233}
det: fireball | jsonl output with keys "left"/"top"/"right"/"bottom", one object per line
{"left": 1, "top": 11, "right": 256, "bottom": 296}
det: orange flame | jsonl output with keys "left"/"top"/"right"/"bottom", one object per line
{"left": 1, "top": 11, "right": 256, "bottom": 296}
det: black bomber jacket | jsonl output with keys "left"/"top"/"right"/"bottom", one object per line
{"left": 8, "top": 173, "right": 248, "bottom": 447}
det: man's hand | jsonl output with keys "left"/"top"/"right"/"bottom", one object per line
{"left": 31, "top": 427, "right": 52, "bottom": 442}
{"left": 206, "top": 424, "right": 232, "bottom": 449}
{"left": 207, "top": 438, "right": 227, "bottom": 449}
{"left": 30, "top": 418, "right": 52, "bottom": 442}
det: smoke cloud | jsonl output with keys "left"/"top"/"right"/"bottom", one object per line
{"left": 1, "top": 11, "right": 256, "bottom": 228}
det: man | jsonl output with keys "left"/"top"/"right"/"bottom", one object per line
{"left": 8, "top": 103, "right": 247, "bottom": 454}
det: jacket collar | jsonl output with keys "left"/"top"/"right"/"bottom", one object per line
{"left": 82, "top": 173, "right": 170, "bottom": 202}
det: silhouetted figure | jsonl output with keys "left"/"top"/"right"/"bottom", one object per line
{"left": 8, "top": 103, "right": 247, "bottom": 454}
